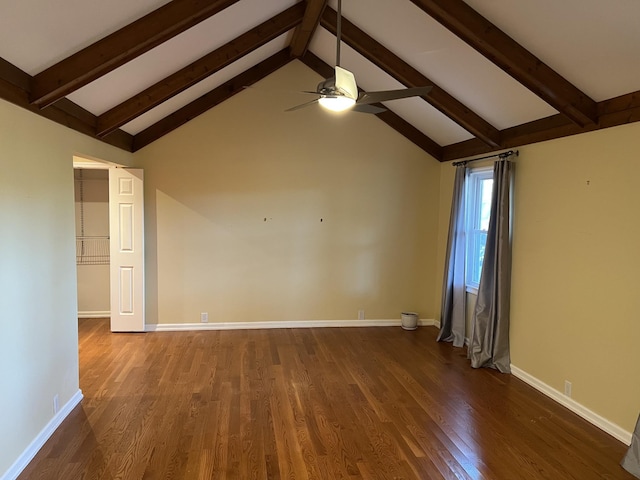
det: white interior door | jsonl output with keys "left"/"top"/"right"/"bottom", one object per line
{"left": 109, "top": 168, "right": 145, "bottom": 332}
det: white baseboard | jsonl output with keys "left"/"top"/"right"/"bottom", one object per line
{"left": 419, "top": 319, "right": 437, "bottom": 327}
{"left": 1, "top": 390, "right": 83, "bottom": 480}
{"left": 78, "top": 311, "right": 110, "bottom": 319}
{"left": 147, "top": 318, "right": 436, "bottom": 332}
{"left": 510, "top": 365, "right": 632, "bottom": 446}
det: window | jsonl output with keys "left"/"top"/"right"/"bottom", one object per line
{"left": 465, "top": 167, "right": 493, "bottom": 293}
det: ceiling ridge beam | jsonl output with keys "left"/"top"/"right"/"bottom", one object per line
{"left": 290, "top": 0, "right": 328, "bottom": 58}
{"left": 301, "top": 52, "right": 443, "bottom": 160}
{"left": 409, "top": 0, "right": 598, "bottom": 127}
{"left": 30, "top": 0, "right": 242, "bottom": 108}
{"left": 321, "top": 7, "right": 501, "bottom": 149}
{"left": 97, "top": 3, "right": 305, "bottom": 137}
{"left": 0, "top": 57, "right": 133, "bottom": 150}
{"left": 132, "top": 48, "right": 294, "bottom": 152}
{"left": 442, "top": 89, "right": 640, "bottom": 161}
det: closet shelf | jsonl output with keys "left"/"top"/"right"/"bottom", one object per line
{"left": 76, "top": 236, "right": 109, "bottom": 265}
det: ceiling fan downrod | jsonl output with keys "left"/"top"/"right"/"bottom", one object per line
{"left": 336, "top": 0, "right": 342, "bottom": 67}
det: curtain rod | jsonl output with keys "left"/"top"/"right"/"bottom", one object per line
{"left": 452, "top": 150, "right": 518, "bottom": 167}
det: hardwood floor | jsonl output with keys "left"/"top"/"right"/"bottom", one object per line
{"left": 19, "top": 319, "right": 632, "bottom": 479}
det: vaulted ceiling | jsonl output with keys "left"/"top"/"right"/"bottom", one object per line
{"left": 1, "top": 0, "right": 639, "bottom": 161}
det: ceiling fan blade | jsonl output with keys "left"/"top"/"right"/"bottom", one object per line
{"left": 357, "top": 86, "right": 433, "bottom": 105}
{"left": 285, "top": 98, "right": 319, "bottom": 112}
{"left": 352, "top": 104, "right": 386, "bottom": 114}
{"left": 334, "top": 66, "right": 358, "bottom": 100}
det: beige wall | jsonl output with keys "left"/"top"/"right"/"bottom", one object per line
{"left": 510, "top": 124, "right": 640, "bottom": 432}
{"left": 436, "top": 123, "right": 640, "bottom": 434}
{"left": 0, "top": 98, "right": 132, "bottom": 477}
{"left": 134, "top": 60, "right": 441, "bottom": 325}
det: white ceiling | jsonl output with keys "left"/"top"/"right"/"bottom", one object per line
{"left": 1, "top": 0, "right": 639, "bottom": 150}
{"left": 463, "top": 0, "right": 640, "bottom": 101}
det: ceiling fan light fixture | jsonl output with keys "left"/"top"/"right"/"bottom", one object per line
{"left": 318, "top": 96, "right": 355, "bottom": 112}
{"left": 285, "top": 0, "right": 432, "bottom": 115}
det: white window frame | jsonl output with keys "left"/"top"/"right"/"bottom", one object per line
{"left": 465, "top": 167, "right": 493, "bottom": 294}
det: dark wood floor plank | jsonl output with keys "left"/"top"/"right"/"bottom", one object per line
{"left": 16, "top": 319, "right": 634, "bottom": 480}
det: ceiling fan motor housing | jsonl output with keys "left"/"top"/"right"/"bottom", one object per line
{"left": 317, "top": 77, "right": 337, "bottom": 95}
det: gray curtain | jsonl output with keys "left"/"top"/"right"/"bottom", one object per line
{"left": 622, "top": 414, "right": 640, "bottom": 478}
{"left": 437, "top": 165, "right": 467, "bottom": 347}
{"left": 468, "top": 159, "right": 514, "bottom": 373}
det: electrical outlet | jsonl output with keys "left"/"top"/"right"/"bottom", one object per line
{"left": 53, "top": 394, "right": 59, "bottom": 414}
{"left": 200, "top": 312, "right": 208, "bottom": 323}
{"left": 564, "top": 380, "right": 572, "bottom": 397}
{"left": 358, "top": 310, "right": 365, "bottom": 320}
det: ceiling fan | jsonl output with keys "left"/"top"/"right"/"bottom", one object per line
{"left": 287, "top": 0, "right": 433, "bottom": 114}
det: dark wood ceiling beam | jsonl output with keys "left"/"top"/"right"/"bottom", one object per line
{"left": 290, "top": 0, "right": 328, "bottom": 58}
{"left": 0, "top": 57, "right": 30, "bottom": 91}
{"left": 133, "top": 49, "right": 294, "bottom": 152}
{"left": 301, "top": 52, "right": 443, "bottom": 160}
{"left": 0, "top": 58, "right": 133, "bottom": 150}
{"left": 409, "top": 0, "right": 598, "bottom": 127}
{"left": 442, "top": 89, "right": 640, "bottom": 161}
{"left": 321, "top": 8, "right": 501, "bottom": 149}
{"left": 30, "top": 0, "right": 241, "bottom": 108}
{"left": 442, "top": 115, "right": 584, "bottom": 160}
{"left": 97, "top": 4, "right": 305, "bottom": 137}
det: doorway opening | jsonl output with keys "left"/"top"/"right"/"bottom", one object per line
{"left": 74, "top": 158, "right": 110, "bottom": 319}
{"left": 73, "top": 155, "right": 146, "bottom": 332}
